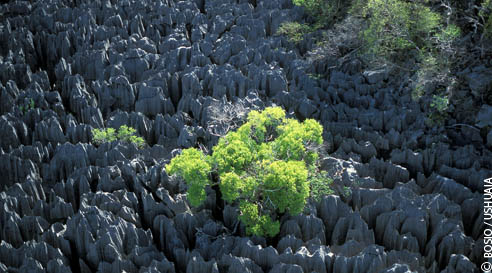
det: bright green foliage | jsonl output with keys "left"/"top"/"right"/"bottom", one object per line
{"left": 92, "top": 127, "right": 117, "bottom": 145}
{"left": 262, "top": 160, "right": 309, "bottom": 214}
{"left": 166, "top": 107, "right": 330, "bottom": 237}
{"left": 273, "top": 118, "right": 323, "bottom": 165}
{"left": 117, "top": 125, "right": 146, "bottom": 148}
{"left": 211, "top": 131, "right": 255, "bottom": 175}
{"left": 165, "top": 148, "right": 211, "bottom": 206}
{"left": 220, "top": 172, "right": 243, "bottom": 203}
{"left": 361, "top": 0, "right": 441, "bottom": 59}
{"left": 92, "top": 125, "right": 146, "bottom": 148}
{"left": 238, "top": 201, "right": 281, "bottom": 237}
{"left": 437, "top": 24, "right": 462, "bottom": 44}
{"left": 246, "top": 107, "right": 286, "bottom": 142}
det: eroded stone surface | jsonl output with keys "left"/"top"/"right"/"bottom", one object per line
{"left": 0, "top": 0, "right": 488, "bottom": 272}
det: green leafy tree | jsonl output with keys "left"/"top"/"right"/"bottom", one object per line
{"left": 165, "top": 148, "right": 211, "bottom": 206}
{"left": 92, "top": 125, "right": 146, "bottom": 148}
{"left": 166, "top": 107, "right": 334, "bottom": 237}
{"left": 360, "top": 0, "right": 441, "bottom": 61}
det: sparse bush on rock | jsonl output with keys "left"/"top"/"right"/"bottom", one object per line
{"left": 481, "top": 0, "right": 492, "bottom": 38}
{"left": 426, "top": 94, "right": 450, "bottom": 125}
{"left": 166, "top": 107, "right": 334, "bottom": 237}
{"left": 276, "top": 21, "right": 313, "bottom": 44}
{"left": 362, "top": 0, "right": 440, "bottom": 56}
{"left": 92, "top": 125, "right": 146, "bottom": 148}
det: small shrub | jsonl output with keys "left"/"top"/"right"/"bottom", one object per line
{"left": 92, "top": 125, "right": 145, "bottom": 148}
{"left": 412, "top": 85, "right": 425, "bottom": 101}
{"left": 430, "top": 95, "right": 449, "bottom": 113}
{"left": 308, "top": 165, "right": 334, "bottom": 202}
{"left": 166, "top": 107, "right": 335, "bottom": 237}
{"left": 293, "top": 0, "right": 349, "bottom": 28}
{"left": 117, "top": 125, "right": 146, "bottom": 148}
{"left": 307, "top": 73, "right": 323, "bottom": 80}
{"left": 19, "top": 98, "right": 35, "bottom": 115}
{"left": 276, "top": 21, "right": 313, "bottom": 43}
{"left": 412, "top": 55, "right": 448, "bottom": 99}
{"left": 427, "top": 94, "right": 449, "bottom": 125}
{"left": 481, "top": 0, "right": 492, "bottom": 38}
{"left": 92, "top": 127, "right": 117, "bottom": 145}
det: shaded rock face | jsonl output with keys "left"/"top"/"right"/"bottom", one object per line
{"left": 0, "top": 0, "right": 489, "bottom": 272}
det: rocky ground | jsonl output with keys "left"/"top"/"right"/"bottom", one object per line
{"left": 0, "top": 0, "right": 490, "bottom": 272}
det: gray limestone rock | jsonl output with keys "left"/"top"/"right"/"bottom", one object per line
{"left": 465, "top": 67, "right": 492, "bottom": 98}
{"left": 0, "top": 154, "right": 38, "bottom": 190}
{"left": 277, "top": 235, "right": 303, "bottom": 254}
{"left": 218, "top": 254, "right": 263, "bottom": 273}
{"left": 177, "top": 125, "right": 198, "bottom": 148}
{"left": 379, "top": 264, "right": 414, "bottom": 273}
{"left": 476, "top": 104, "right": 492, "bottom": 128}
{"left": 122, "top": 49, "right": 151, "bottom": 83}
{"left": 278, "top": 245, "right": 329, "bottom": 273}
{"left": 297, "top": 97, "right": 318, "bottom": 119}
{"left": 461, "top": 198, "right": 483, "bottom": 240}
{"left": 93, "top": 75, "right": 136, "bottom": 113}
{"left": 317, "top": 195, "right": 352, "bottom": 243}
{"left": 0, "top": 0, "right": 488, "bottom": 271}
{"left": 0, "top": 115, "right": 22, "bottom": 152}
{"left": 139, "top": 258, "right": 175, "bottom": 273}
{"left": 186, "top": 254, "right": 218, "bottom": 273}
{"left": 488, "top": 130, "right": 492, "bottom": 148}
{"left": 66, "top": 123, "right": 92, "bottom": 144}
{"left": 269, "top": 263, "right": 303, "bottom": 273}
{"left": 135, "top": 83, "right": 175, "bottom": 117}
{"left": 0, "top": 81, "right": 20, "bottom": 115}
{"left": 33, "top": 117, "right": 66, "bottom": 145}
{"left": 293, "top": 214, "right": 326, "bottom": 244}
{"left": 231, "top": 238, "right": 279, "bottom": 271}
{"left": 49, "top": 143, "right": 89, "bottom": 183}
{"left": 440, "top": 254, "right": 478, "bottom": 273}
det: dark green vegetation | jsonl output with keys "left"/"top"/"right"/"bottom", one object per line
{"left": 482, "top": 0, "right": 492, "bottom": 38}
{"left": 166, "top": 107, "right": 335, "bottom": 237}
{"left": 92, "top": 125, "right": 146, "bottom": 148}
{"left": 428, "top": 94, "right": 450, "bottom": 125}
{"left": 18, "top": 98, "right": 35, "bottom": 116}
{"left": 280, "top": 0, "right": 492, "bottom": 127}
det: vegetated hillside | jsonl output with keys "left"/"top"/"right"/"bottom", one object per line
{"left": 0, "top": 0, "right": 490, "bottom": 272}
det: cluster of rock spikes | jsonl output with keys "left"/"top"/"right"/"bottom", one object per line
{"left": 0, "top": 0, "right": 489, "bottom": 272}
